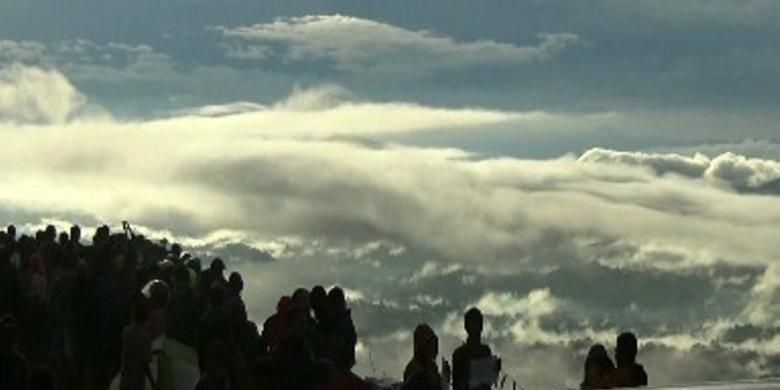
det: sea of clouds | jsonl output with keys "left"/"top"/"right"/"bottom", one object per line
{"left": 2, "top": 64, "right": 780, "bottom": 388}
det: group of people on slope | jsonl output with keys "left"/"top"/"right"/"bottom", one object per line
{"left": 1, "top": 222, "right": 650, "bottom": 390}
{"left": 119, "top": 266, "right": 364, "bottom": 390}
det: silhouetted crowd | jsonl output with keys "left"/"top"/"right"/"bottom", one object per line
{"left": 0, "top": 222, "right": 649, "bottom": 390}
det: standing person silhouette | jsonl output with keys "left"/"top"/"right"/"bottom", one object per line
{"left": 403, "top": 324, "right": 449, "bottom": 390}
{"left": 580, "top": 344, "right": 615, "bottom": 389}
{"left": 452, "top": 308, "right": 499, "bottom": 390}
{"left": 609, "top": 332, "right": 647, "bottom": 387}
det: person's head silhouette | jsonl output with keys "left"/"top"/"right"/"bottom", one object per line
{"left": 292, "top": 288, "right": 311, "bottom": 316}
{"left": 616, "top": 332, "right": 639, "bottom": 366}
{"left": 328, "top": 286, "right": 347, "bottom": 313}
{"left": 464, "top": 307, "right": 484, "bottom": 342}
{"left": 413, "top": 323, "right": 439, "bottom": 361}
{"left": 170, "top": 243, "right": 182, "bottom": 259}
{"left": 310, "top": 285, "right": 328, "bottom": 322}
{"left": 58, "top": 232, "right": 69, "bottom": 246}
{"left": 584, "top": 343, "right": 614, "bottom": 375}
{"left": 186, "top": 257, "right": 202, "bottom": 274}
{"left": 211, "top": 258, "right": 226, "bottom": 275}
{"left": 45, "top": 225, "right": 56, "bottom": 242}
{"left": 70, "top": 225, "right": 81, "bottom": 244}
{"left": 6, "top": 225, "right": 16, "bottom": 241}
{"left": 228, "top": 272, "right": 244, "bottom": 296}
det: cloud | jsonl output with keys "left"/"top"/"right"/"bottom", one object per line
{"left": 706, "top": 152, "right": 780, "bottom": 189}
{"left": 218, "top": 15, "right": 579, "bottom": 75}
{"left": 476, "top": 289, "right": 558, "bottom": 319}
{"left": 0, "top": 64, "right": 87, "bottom": 124}
{"left": 579, "top": 147, "right": 780, "bottom": 191}
{"left": 3, "top": 83, "right": 780, "bottom": 268}
{"left": 4, "top": 68, "right": 780, "bottom": 388}
{"left": 743, "top": 264, "right": 780, "bottom": 327}
{"left": 0, "top": 40, "right": 48, "bottom": 63}
{"left": 579, "top": 148, "right": 711, "bottom": 177}
{"left": 653, "top": 139, "right": 780, "bottom": 160}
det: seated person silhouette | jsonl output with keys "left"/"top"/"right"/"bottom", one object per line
{"left": 452, "top": 308, "right": 499, "bottom": 390}
{"left": 403, "top": 324, "right": 449, "bottom": 390}
{"left": 581, "top": 344, "right": 615, "bottom": 389}
{"left": 609, "top": 332, "right": 647, "bottom": 388}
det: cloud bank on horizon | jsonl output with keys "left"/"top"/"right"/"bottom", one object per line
{"left": 2, "top": 2, "right": 780, "bottom": 388}
{"left": 2, "top": 63, "right": 780, "bottom": 387}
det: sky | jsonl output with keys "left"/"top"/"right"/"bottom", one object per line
{"left": 1, "top": 1, "right": 780, "bottom": 388}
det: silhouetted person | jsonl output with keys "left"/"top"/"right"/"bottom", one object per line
{"left": 6, "top": 225, "right": 16, "bottom": 242}
{"left": 45, "top": 225, "right": 56, "bottom": 242}
{"left": 293, "top": 288, "right": 319, "bottom": 337}
{"left": 230, "top": 299, "right": 261, "bottom": 363}
{"left": 197, "top": 283, "right": 232, "bottom": 372}
{"left": 58, "top": 232, "right": 69, "bottom": 247}
{"left": 581, "top": 344, "right": 615, "bottom": 389}
{"left": 452, "top": 308, "right": 497, "bottom": 390}
{"left": 195, "top": 341, "right": 235, "bottom": 390}
{"left": 261, "top": 293, "right": 317, "bottom": 390}
{"left": 261, "top": 296, "right": 294, "bottom": 354}
{"left": 68, "top": 225, "right": 83, "bottom": 257}
{"left": 168, "top": 265, "right": 197, "bottom": 345}
{"left": 211, "top": 258, "right": 226, "bottom": 280}
{"left": 403, "top": 324, "right": 448, "bottom": 390}
{"left": 119, "top": 297, "right": 152, "bottom": 390}
{"left": 310, "top": 285, "right": 330, "bottom": 358}
{"left": 0, "top": 315, "right": 27, "bottom": 390}
{"left": 169, "top": 243, "right": 182, "bottom": 261}
{"left": 292, "top": 288, "right": 311, "bottom": 318}
{"left": 143, "top": 279, "right": 170, "bottom": 339}
{"left": 71, "top": 260, "right": 97, "bottom": 389}
{"left": 610, "top": 332, "right": 647, "bottom": 387}
{"left": 226, "top": 272, "right": 246, "bottom": 331}
{"left": 228, "top": 272, "right": 243, "bottom": 298}
{"left": 69, "top": 225, "right": 80, "bottom": 244}
{"left": 4, "top": 225, "right": 17, "bottom": 255}
{"left": 326, "top": 287, "right": 357, "bottom": 371}
{"left": 199, "top": 258, "right": 227, "bottom": 303}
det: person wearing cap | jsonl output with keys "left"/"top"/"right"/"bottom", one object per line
{"left": 0, "top": 315, "right": 27, "bottom": 390}
{"left": 402, "top": 323, "right": 449, "bottom": 390}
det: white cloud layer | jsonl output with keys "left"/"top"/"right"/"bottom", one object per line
{"left": 2, "top": 74, "right": 780, "bottom": 269}
{"left": 0, "top": 64, "right": 87, "bottom": 124}
{"left": 218, "top": 15, "right": 579, "bottom": 75}
{"left": 3, "top": 66, "right": 780, "bottom": 388}
{"left": 580, "top": 148, "right": 780, "bottom": 190}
